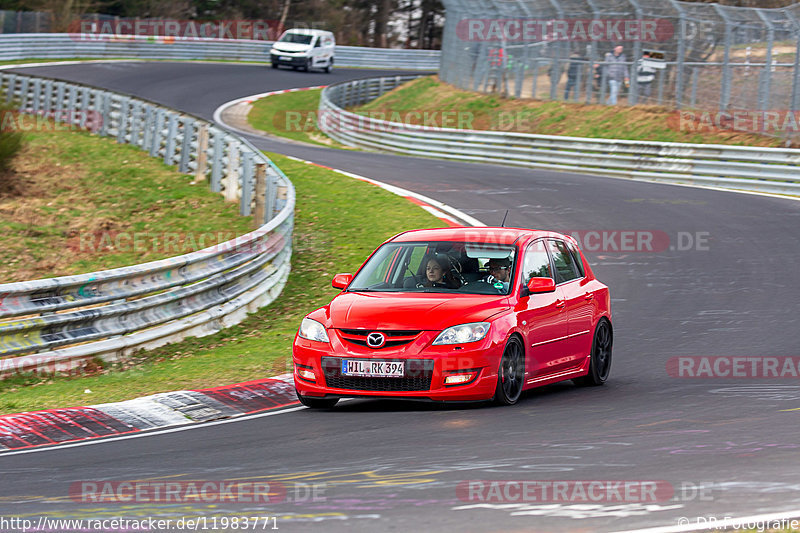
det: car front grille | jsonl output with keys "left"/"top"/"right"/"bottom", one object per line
{"left": 337, "top": 329, "right": 422, "bottom": 349}
{"left": 321, "top": 357, "right": 434, "bottom": 392}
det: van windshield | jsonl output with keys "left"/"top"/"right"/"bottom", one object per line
{"left": 279, "top": 33, "right": 313, "bottom": 45}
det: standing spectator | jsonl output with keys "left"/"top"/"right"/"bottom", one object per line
{"left": 592, "top": 62, "right": 603, "bottom": 102}
{"left": 564, "top": 52, "right": 582, "bottom": 101}
{"left": 604, "top": 45, "right": 628, "bottom": 105}
{"left": 636, "top": 51, "right": 657, "bottom": 102}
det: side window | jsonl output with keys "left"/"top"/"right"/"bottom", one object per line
{"left": 521, "top": 240, "right": 553, "bottom": 283}
{"left": 567, "top": 241, "right": 585, "bottom": 278}
{"left": 314, "top": 37, "right": 321, "bottom": 48}
{"left": 547, "top": 240, "right": 579, "bottom": 283}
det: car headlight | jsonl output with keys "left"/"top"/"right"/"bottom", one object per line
{"left": 299, "top": 318, "right": 329, "bottom": 343}
{"left": 433, "top": 322, "right": 491, "bottom": 345}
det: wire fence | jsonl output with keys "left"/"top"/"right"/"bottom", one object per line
{"left": 440, "top": 0, "right": 800, "bottom": 140}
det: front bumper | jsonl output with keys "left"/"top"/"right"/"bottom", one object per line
{"left": 270, "top": 53, "right": 309, "bottom": 67}
{"left": 292, "top": 333, "right": 504, "bottom": 402}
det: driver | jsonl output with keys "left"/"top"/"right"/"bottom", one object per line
{"left": 484, "top": 257, "right": 512, "bottom": 292}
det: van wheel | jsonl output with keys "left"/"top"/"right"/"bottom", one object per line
{"left": 302, "top": 58, "right": 312, "bottom": 72}
{"left": 324, "top": 59, "right": 333, "bottom": 73}
{"left": 271, "top": 62, "right": 278, "bottom": 69}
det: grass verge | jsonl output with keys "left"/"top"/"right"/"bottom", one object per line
{"left": 0, "top": 152, "right": 444, "bottom": 415}
{"left": 355, "top": 76, "right": 784, "bottom": 147}
{"left": 0, "top": 125, "right": 252, "bottom": 282}
{"left": 248, "top": 76, "right": 785, "bottom": 148}
{"left": 246, "top": 88, "right": 351, "bottom": 148}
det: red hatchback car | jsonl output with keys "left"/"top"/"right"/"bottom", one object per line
{"left": 292, "top": 227, "right": 612, "bottom": 408}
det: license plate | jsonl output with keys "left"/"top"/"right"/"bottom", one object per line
{"left": 279, "top": 56, "right": 291, "bottom": 61}
{"left": 342, "top": 359, "right": 404, "bottom": 378}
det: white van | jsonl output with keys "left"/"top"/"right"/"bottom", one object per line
{"left": 270, "top": 29, "right": 335, "bottom": 73}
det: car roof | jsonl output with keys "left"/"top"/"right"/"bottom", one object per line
{"left": 283, "top": 28, "right": 333, "bottom": 36}
{"left": 389, "top": 227, "right": 571, "bottom": 246}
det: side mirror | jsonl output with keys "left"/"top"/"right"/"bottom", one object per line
{"left": 332, "top": 273, "right": 353, "bottom": 290}
{"left": 526, "top": 277, "right": 556, "bottom": 294}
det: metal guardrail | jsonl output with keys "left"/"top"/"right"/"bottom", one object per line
{"left": 318, "top": 76, "right": 800, "bottom": 196}
{"left": 0, "top": 33, "right": 441, "bottom": 70}
{"left": 0, "top": 71, "right": 295, "bottom": 375}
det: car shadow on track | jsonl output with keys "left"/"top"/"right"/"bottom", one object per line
{"left": 319, "top": 381, "right": 588, "bottom": 413}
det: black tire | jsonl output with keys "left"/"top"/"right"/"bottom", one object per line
{"left": 574, "top": 318, "right": 613, "bottom": 387}
{"left": 302, "top": 58, "right": 312, "bottom": 72}
{"left": 494, "top": 336, "right": 525, "bottom": 405}
{"left": 297, "top": 391, "right": 339, "bottom": 408}
{"left": 324, "top": 58, "right": 333, "bottom": 73}
{"left": 271, "top": 62, "right": 278, "bottom": 69}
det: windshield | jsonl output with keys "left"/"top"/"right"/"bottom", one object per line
{"left": 278, "top": 33, "right": 313, "bottom": 44}
{"left": 348, "top": 241, "right": 517, "bottom": 295}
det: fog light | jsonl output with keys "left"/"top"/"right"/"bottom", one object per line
{"left": 444, "top": 372, "right": 476, "bottom": 385}
{"left": 296, "top": 365, "right": 316, "bottom": 382}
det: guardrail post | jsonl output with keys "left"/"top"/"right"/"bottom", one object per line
{"left": 210, "top": 130, "right": 223, "bottom": 192}
{"left": 194, "top": 124, "right": 209, "bottom": 183}
{"left": 142, "top": 106, "right": 154, "bottom": 151}
{"left": 150, "top": 108, "right": 164, "bottom": 157}
{"left": 116, "top": 97, "right": 129, "bottom": 144}
{"left": 99, "top": 92, "right": 111, "bottom": 137}
{"left": 55, "top": 81, "right": 65, "bottom": 116}
{"left": 66, "top": 84, "right": 77, "bottom": 126}
{"left": 43, "top": 79, "right": 54, "bottom": 115}
{"left": 266, "top": 167, "right": 276, "bottom": 220}
{"left": 253, "top": 162, "right": 267, "bottom": 227}
{"left": 129, "top": 101, "right": 142, "bottom": 147}
{"left": 224, "top": 140, "right": 240, "bottom": 202}
{"left": 18, "top": 77, "right": 29, "bottom": 110}
{"left": 4, "top": 74, "right": 15, "bottom": 104}
{"left": 240, "top": 150, "right": 254, "bottom": 216}
{"left": 163, "top": 113, "right": 178, "bottom": 166}
{"left": 32, "top": 78, "right": 41, "bottom": 114}
{"left": 179, "top": 117, "right": 194, "bottom": 173}
{"left": 80, "top": 87, "right": 90, "bottom": 128}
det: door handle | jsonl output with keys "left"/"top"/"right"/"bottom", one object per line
{"left": 584, "top": 293, "right": 594, "bottom": 301}
{"left": 556, "top": 300, "right": 566, "bottom": 309}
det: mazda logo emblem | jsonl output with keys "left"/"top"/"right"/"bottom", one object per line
{"left": 366, "top": 332, "right": 386, "bottom": 348}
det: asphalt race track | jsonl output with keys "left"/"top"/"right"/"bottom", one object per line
{"left": 2, "top": 62, "right": 800, "bottom": 532}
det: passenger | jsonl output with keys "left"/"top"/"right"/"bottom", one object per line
{"left": 484, "top": 257, "right": 512, "bottom": 292}
{"left": 420, "top": 254, "right": 461, "bottom": 289}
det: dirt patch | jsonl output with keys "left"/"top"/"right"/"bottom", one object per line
{"left": 0, "top": 128, "right": 251, "bottom": 283}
